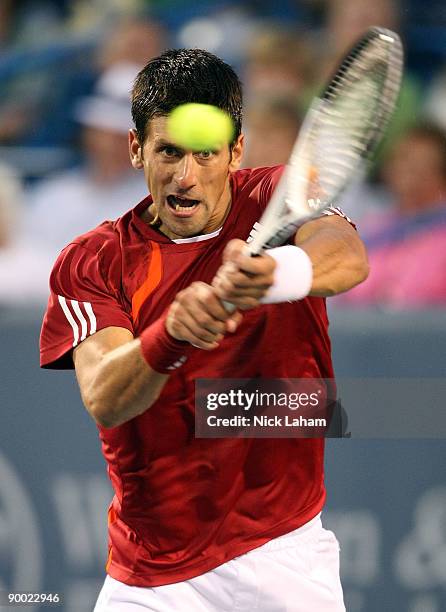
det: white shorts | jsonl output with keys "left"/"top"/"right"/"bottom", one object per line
{"left": 94, "top": 514, "right": 345, "bottom": 611}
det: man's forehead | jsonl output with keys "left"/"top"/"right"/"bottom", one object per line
{"left": 144, "top": 114, "right": 236, "bottom": 157}
{"left": 146, "top": 115, "right": 170, "bottom": 142}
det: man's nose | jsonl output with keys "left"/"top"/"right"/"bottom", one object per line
{"left": 173, "top": 153, "right": 197, "bottom": 190}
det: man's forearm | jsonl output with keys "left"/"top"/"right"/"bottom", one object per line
{"left": 75, "top": 283, "right": 240, "bottom": 429}
{"left": 77, "top": 337, "right": 169, "bottom": 429}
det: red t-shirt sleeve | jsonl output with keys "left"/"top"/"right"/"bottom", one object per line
{"left": 40, "top": 241, "right": 134, "bottom": 369}
{"left": 254, "top": 165, "right": 355, "bottom": 227}
{"left": 257, "top": 165, "right": 284, "bottom": 212}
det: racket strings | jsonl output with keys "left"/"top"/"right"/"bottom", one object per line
{"left": 309, "top": 30, "right": 403, "bottom": 201}
{"left": 247, "top": 27, "right": 403, "bottom": 254}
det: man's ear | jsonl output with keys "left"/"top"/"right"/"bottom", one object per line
{"left": 129, "top": 129, "right": 144, "bottom": 169}
{"left": 229, "top": 134, "right": 244, "bottom": 172}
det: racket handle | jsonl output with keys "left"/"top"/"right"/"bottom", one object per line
{"left": 222, "top": 300, "right": 236, "bottom": 313}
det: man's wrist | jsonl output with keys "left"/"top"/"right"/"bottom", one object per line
{"left": 260, "top": 245, "right": 313, "bottom": 304}
{"left": 140, "top": 312, "right": 194, "bottom": 374}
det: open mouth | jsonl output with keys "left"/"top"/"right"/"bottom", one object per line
{"left": 167, "top": 195, "right": 200, "bottom": 216}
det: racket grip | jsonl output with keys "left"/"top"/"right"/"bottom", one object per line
{"left": 222, "top": 300, "right": 236, "bottom": 313}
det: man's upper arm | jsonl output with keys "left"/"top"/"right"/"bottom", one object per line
{"left": 293, "top": 212, "right": 369, "bottom": 296}
{"left": 294, "top": 212, "right": 362, "bottom": 247}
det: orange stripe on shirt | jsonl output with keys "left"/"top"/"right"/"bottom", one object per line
{"left": 105, "top": 505, "right": 116, "bottom": 571}
{"left": 105, "top": 546, "right": 113, "bottom": 572}
{"left": 132, "top": 242, "right": 163, "bottom": 322}
{"left": 108, "top": 505, "right": 117, "bottom": 526}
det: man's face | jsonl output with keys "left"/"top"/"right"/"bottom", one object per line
{"left": 129, "top": 116, "right": 243, "bottom": 239}
{"left": 384, "top": 135, "right": 446, "bottom": 212}
{"left": 84, "top": 127, "right": 132, "bottom": 181}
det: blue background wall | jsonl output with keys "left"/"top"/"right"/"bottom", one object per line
{"left": 1, "top": 307, "right": 446, "bottom": 611}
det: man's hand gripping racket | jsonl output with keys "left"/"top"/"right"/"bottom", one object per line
{"left": 214, "top": 26, "right": 403, "bottom": 310}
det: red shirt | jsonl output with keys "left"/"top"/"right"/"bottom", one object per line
{"left": 40, "top": 166, "right": 336, "bottom": 587}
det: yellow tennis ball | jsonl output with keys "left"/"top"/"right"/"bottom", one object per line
{"left": 167, "top": 103, "right": 235, "bottom": 151}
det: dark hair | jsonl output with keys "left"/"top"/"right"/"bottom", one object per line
{"left": 131, "top": 48, "right": 243, "bottom": 145}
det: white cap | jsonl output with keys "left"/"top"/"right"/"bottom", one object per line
{"left": 73, "top": 62, "right": 141, "bottom": 133}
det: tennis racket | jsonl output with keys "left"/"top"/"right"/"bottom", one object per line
{"left": 247, "top": 26, "right": 403, "bottom": 257}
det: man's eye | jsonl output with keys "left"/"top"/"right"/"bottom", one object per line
{"left": 162, "top": 146, "right": 180, "bottom": 157}
{"left": 196, "top": 150, "right": 215, "bottom": 159}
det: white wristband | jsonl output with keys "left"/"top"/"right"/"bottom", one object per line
{"left": 260, "top": 245, "right": 313, "bottom": 304}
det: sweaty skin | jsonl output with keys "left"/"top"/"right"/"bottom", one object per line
{"left": 129, "top": 116, "right": 244, "bottom": 239}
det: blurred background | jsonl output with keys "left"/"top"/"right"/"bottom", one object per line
{"left": 1, "top": 0, "right": 446, "bottom": 610}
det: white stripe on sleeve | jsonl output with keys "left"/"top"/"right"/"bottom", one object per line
{"left": 58, "top": 295, "right": 80, "bottom": 347}
{"left": 71, "top": 300, "right": 88, "bottom": 341}
{"left": 83, "top": 301, "right": 97, "bottom": 335}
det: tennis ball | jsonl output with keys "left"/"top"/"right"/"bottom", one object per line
{"left": 167, "top": 103, "right": 235, "bottom": 151}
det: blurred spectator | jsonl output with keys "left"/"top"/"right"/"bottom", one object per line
{"left": 0, "top": 164, "right": 23, "bottom": 248}
{"left": 336, "top": 124, "right": 446, "bottom": 307}
{"left": 1, "top": 61, "right": 149, "bottom": 305}
{"left": 0, "top": 163, "right": 53, "bottom": 305}
{"left": 48, "top": 14, "right": 168, "bottom": 151}
{"left": 424, "top": 68, "right": 446, "bottom": 131}
{"left": 96, "top": 15, "right": 168, "bottom": 70}
{"left": 176, "top": 5, "right": 258, "bottom": 66}
{"left": 244, "top": 25, "right": 316, "bottom": 105}
{"left": 0, "top": 0, "right": 66, "bottom": 50}
{"left": 312, "top": 0, "right": 420, "bottom": 156}
{"left": 0, "top": 1, "right": 69, "bottom": 145}
{"left": 324, "top": 0, "right": 400, "bottom": 62}
{"left": 68, "top": 0, "right": 144, "bottom": 34}
{"left": 243, "top": 96, "right": 302, "bottom": 168}
{"left": 22, "top": 62, "right": 147, "bottom": 255}
{"left": 0, "top": 13, "right": 168, "bottom": 155}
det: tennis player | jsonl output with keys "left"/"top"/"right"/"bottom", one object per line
{"left": 40, "top": 49, "right": 368, "bottom": 611}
